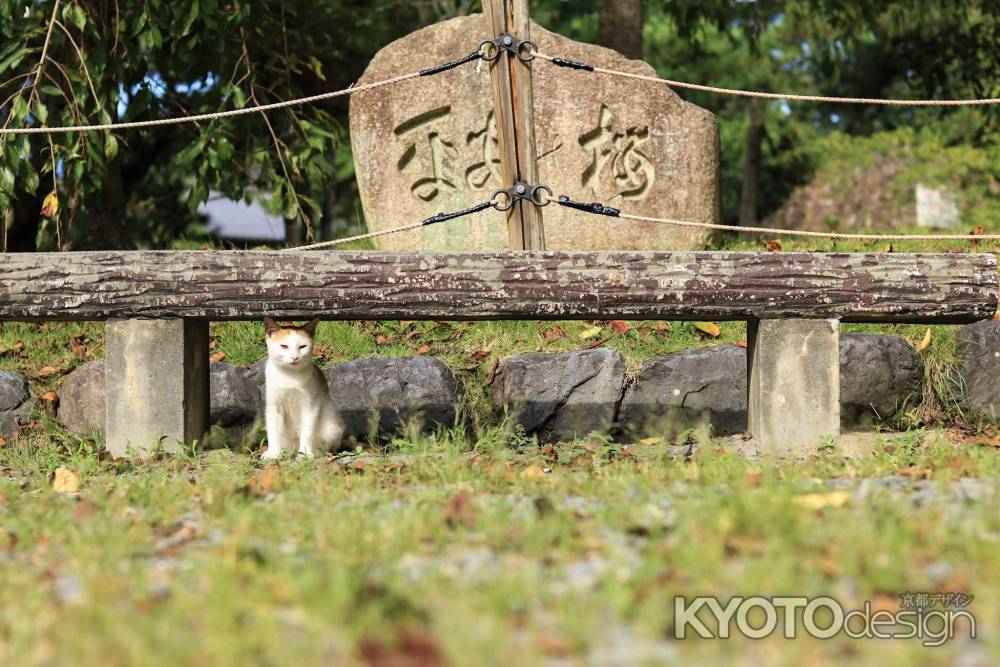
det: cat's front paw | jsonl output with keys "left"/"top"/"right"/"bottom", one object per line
{"left": 261, "top": 448, "right": 283, "bottom": 461}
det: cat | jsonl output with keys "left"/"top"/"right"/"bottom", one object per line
{"left": 262, "top": 317, "right": 344, "bottom": 460}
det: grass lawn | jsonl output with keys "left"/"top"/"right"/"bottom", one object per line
{"left": 1, "top": 237, "right": 998, "bottom": 665}
{"left": 1, "top": 430, "right": 998, "bottom": 665}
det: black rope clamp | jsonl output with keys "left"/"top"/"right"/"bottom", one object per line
{"left": 556, "top": 195, "right": 620, "bottom": 217}
{"left": 479, "top": 33, "right": 537, "bottom": 63}
{"left": 420, "top": 50, "right": 484, "bottom": 77}
{"left": 551, "top": 57, "right": 594, "bottom": 72}
{"left": 491, "top": 182, "right": 553, "bottom": 211}
{"left": 421, "top": 200, "right": 493, "bottom": 226}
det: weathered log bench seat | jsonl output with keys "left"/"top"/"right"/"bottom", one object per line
{"left": 1, "top": 250, "right": 997, "bottom": 456}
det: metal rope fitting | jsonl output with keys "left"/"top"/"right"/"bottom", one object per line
{"left": 479, "top": 33, "right": 537, "bottom": 63}
{"left": 556, "top": 196, "right": 620, "bottom": 217}
{"left": 491, "top": 183, "right": 553, "bottom": 211}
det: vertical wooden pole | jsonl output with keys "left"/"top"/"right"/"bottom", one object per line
{"left": 482, "top": 0, "right": 545, "bottom": 250}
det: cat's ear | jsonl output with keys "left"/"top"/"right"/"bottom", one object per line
{"left": 300, "top": 319, "right": 319, "bottom": 338}
{"left": 263, "top": 317, "right": 281, "bottom": 337}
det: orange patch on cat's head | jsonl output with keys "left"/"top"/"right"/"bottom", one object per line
{"left": 264, "top": 317, "right": 318, "bottom": 340}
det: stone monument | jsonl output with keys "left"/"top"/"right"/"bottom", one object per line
{"left": 350, "top": 14, "right": 720, "bottom": 251}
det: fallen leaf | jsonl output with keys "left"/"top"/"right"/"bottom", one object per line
{"left": 520, "top": 464, "right": 548, "bottom": 481}
{"left": 52, "top": 467, "right": 81, "bottom": 494}
{"left": 443, "top": 490, "right": 476, "bottom": 528}
{"left": 40, "top": 191, "right": 59, "bottom": 218}
{"left": 359, "top": 628, "right": 444, "bottom": 667}
{"left": 374, "top": 334, "right": 391, "bottom": 346}
{"left": 542, "top": 324, "right": 564, "bottom": 342}
{"left": 639, "top": 437, "right": 662, "bottom": 446}
{"left": 73, "top": 499, "right": 97, "bottom": 521}
{"left": 36, "top": 366, "right": 60, "bottom": 379}
{"left": 880, "top": 244, "right": 895, "bottom": 253}
{"left": 0, "top": 436, "right": 6, "bottom": 447}
{"left": 656, "top": 322, "right": 669, "bottom": 332}
{"left": 737, "top": 339, "right": 748, "bottom": 349}
{"left": 916, "top": 328, "right": 932, "bottom": 353}
{"left": 744, "top": 468, "right": 763, "bottom": 487}
{"left": 536, "top": 634, "right": 573, "bottom": 658}
{"left": 608, "top": 320, "right": 630, "bottom": 335}
{"left": 971, "top": 225, "right": 986, "bottom": 236}
{"left": 415, "top": 343, "right": 432, "bottom": 355}
{"left": 693, "top": 322, "right": 721, "bottom": 338}
{"left": 209, "top": 351, "right": 226, "bottom": 363}
{"left": 993, "top": 312, "right": 1000, "bottom": 321}
{"left": 242, "top": 466, "right": 279, "bottom": 497}
{"left": 485, "top": 359, "right": 499, "bottom": 386}
{"left": 583, "top": 337, "right": 609, "bottom": 350}
{"left": 40, "top": 391, "right": 58, "bottom": 402}
{"left": 792, "top": 491, "right": 850, "bottom": 510}
{"left": 578, "top": 326, "right": 603, "bottom": 340}
{"left": 764, "top": 239, "right": 782, "bottom": 252}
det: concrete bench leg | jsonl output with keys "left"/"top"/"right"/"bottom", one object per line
{"left": 105, "top": 319, "right": 209, "bottom": 458}
{"left": 748, "top": 318, "right": 840, "bottom": 455}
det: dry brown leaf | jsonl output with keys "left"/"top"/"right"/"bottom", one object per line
{"left": 519, "top": 464, "right": 548, "bottom": 481}
{"left": 608, "top": 320, "right": 630, "bottom": 335}
{"left": 243, "top": 466, "right": 280, "bottom": 496}
{"left": 737, "top": 339, "right": 748, "bottom": 349}
{"left": 209, "top": 351, "right": 226, "bottom": 363}
{"left": 0, "top": 436, "right": 6, "bottom": 448}
{"left": 584, "top": 337, "right": 610, "bottom": 350}
{"left": 764, "top": 239, "right": 783, "bottom": 252}
{"left": 40, "top": 391, "right": 58, "bottom": 402}
{"left": 792, "top": 491, "right": 850, "bottom": 510}
{"left": 52, "top": 467, "right": 81, "bottom": 494}
{"left": 916, "top": 328, "right": 932, "bottom": 353}
{"left": 36, "top": 366, "right": 60, "bottom": 379}
{"left": 443, "top": 490, "right": 476, "bottom": 528}
{"left": 415, "top": 343, "right": 433, "bottom": 355}
{"left": 542, "top": 324, "right": 564, "bottom": 342}
{"left": 693, "top": 322, "right": 721, "bottom": 338}
{"left": 485, "top": 359, "right": 499, "bottom": 386}
{"left": 656, "top": 322, "right": 669, "bottom": 332}
{"left": 359, "top": 628, "right": 444, "bottom": 667}
{"left": 880, "top": 244, "right": 895, "bottom": 253}
{"left": 374, "top": 334, "right": 391, "bottom": 346}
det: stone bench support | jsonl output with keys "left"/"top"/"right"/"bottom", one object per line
{"left": 105, "top": 319, "right": 209, "bottom": 458}
{"left": 748, "top": 318, "right": 840, "bottom": 454}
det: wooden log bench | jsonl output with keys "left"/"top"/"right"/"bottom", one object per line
{"left": 1, "top": 250, "right": 997, "bottom": 457}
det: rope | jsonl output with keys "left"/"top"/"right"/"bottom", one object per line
{"left": 535, "top": 52, "right": 1000, "bottom": 106}
{"left": 288, "top": 200, "right": 496, "bottom": 251}
{"left": 618, "top": 212, "right": 1000, "bottom": 242}
{"left": 286, "top": 221, "right": 428, "bottom": 251}
{"left": 0, "top": 71, "right": 421, "bottom": 135}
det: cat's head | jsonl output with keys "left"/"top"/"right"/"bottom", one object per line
{"left": 263, "top": 318, "right": 319, "bottom": 368}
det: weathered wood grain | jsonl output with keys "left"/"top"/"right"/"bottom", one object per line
{"left": 0, "top": 251, "right": 995, "bottom": 322}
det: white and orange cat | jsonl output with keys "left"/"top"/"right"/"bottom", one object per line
{"left": 262, "top": 318, "right": 344, "bottom": 459}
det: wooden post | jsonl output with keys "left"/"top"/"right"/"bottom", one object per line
{"left": 482, "top": 0, "right": 545, "bottom": 250}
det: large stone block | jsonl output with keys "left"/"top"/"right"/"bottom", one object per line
{"left": 491, "top": 348, "right": 625, "bottom": 442}
{"left": 620, "top": 345, "right": 747, "bottom": 439}
{"left": 105, "top": 319, "right": 209, "bottom": 458}
{"left": 748, "top": 319, "right": 840, "bottom": 454}
{"left": 840, "top": 334, "right": 922, "bottom": 428}
{"left": 57, "top": 361, "right": 106, "bottom": 436}
{"left": 324, "top": 356, "right": 459, "bottom": 441}
{"left": 956, "top": 321, "right": 1000, "bottom": 422}
{"left": 350, "top": 14, "right": 719, "bottom": 251}
{"left": 0, "top": 370, "right": 32, "bottom": 441}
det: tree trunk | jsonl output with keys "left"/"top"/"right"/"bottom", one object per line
{"left": 73, "top": 155, "right": 135, "bottom": 250}
{"left": 739, "top": 102, "right": 765, "bottom": 227}
{"left": 597, "top": 0, "right": 644, "bottom": 60}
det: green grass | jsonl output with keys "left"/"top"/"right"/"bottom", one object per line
{"left": 1, "top": 430, "right": 998, "bottom": 665}
{"left": 2, "top": 238, "right": 998, "bottom": 664}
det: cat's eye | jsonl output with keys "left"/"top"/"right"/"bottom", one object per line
{"left": 299, "top": 345, "right": 307, "bottom": 350}
{"left": 280, "top": 344, "right": 288, "bottom": 349}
